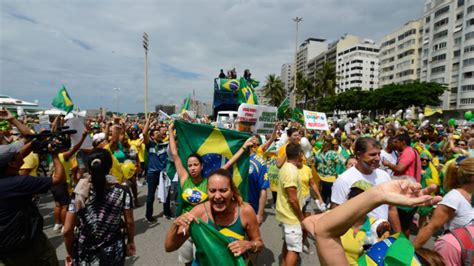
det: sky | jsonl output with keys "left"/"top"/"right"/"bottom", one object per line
{"left": 1, "top": 0, "right": 425, "bottom": 113}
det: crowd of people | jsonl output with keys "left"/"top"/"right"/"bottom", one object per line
{"left": 0, "top": 105, "right": 473, "bottom": 265}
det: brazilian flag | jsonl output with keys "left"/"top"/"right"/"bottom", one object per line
{"left": 190, "top": 218, "right": 245, "bottom": 266}
{"left": 52, "top": 85, "right": 74, "bottom": 113}
{"left": 291, "top": 107, "right": 304, "bottom": 125}
{"left": 174, "top": 120, "right": 252, "bottom": 200}
{"left": 278, "top": 97, "right": 290, "bottom": 119}
{"left": 181, "top": 96, "right": 191, "bottom": 114}
{"left": 238, "top": 78, "right": 259, "bottom": 105}
{"left": 216, "top": 78, "right": 240, "bottom": 92}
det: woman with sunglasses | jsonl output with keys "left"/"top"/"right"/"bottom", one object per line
{"left": 414, "top": 157, "right": 474, "bottom": 248}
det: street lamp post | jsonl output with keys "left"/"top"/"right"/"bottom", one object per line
{"left": 143, "top": 32, "right": 149, "bottom": 115}
{"left": 291, "top": 16, "right": 303, "bottom": 108}
{"left": 113, "top": 88, "right": 120, "bottom": 115}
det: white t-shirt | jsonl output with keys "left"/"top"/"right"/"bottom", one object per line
{"left": 331, "top": 167, "right": 392, "bottom": 220}
{"left": 380, "top": 149, "right": 397, "bottom": 176}
{"left": 439, "top": 189, "right": 474, "bottom": 231}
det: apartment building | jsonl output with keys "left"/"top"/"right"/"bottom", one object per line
{"left": 421, "top": 0, "right": 474, "bottom": 110}
{"left": 379, "top": 19, "right": 423, "bottom": 86}
{"left": 296, "top": 38, "right": 327, "bottom": 76}
{"left": 281, "top": 63, "right": 294, "bottom": 98}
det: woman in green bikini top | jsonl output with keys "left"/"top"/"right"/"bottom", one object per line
{"left": 165, "top": 169, "right": 264, "bottom": 260}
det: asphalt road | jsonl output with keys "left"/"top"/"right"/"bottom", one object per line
{"left": 41, "top": 186, "right": 321, "bottom": 265}
{"left": 41, "top": 185, "right": 434, "bottom": 265}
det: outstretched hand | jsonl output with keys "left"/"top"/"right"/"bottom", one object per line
{"left": 0, "top": 108, "right": 14, "bottom": 121}
{"left": 377, "top": 179, "right": 442, "bottom": 207}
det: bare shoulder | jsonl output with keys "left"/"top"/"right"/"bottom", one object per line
{"left": 240, "top": 203, "right": 257, "bottom": 219}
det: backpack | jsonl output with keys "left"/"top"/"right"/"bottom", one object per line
{"left": 450, "top": 226, "right": 474, "bottom": 266}
{"left": 0, "top": 199, "right": 43, "bottom": 257}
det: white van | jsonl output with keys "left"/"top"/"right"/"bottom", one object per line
{"left": 216, "top": 111, "right": 238, "bottom": 129}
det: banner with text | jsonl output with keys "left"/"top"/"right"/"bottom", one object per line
{"left": 303, "top": 110, "right": 329, "bottom": 131}
{"left": 237, "top": 104, "right": 277, "bottom": 134}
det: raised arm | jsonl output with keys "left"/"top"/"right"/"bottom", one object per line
{"left": 168, "top": 123, "right": 189, "bottom": 187}
{"left": 142, "top": 113, "right": 151, "bottom": 145}
{"left": 302, "top": 180, "right": 441, "bottom": 265}
{"left": 222, "top": 137, "right": 255, "bottom": 170}
{"left": 413, "top": 204, "right": 454, "bottom": 248}
{"left": 259, "top": 123, "right": 279, "bottom": 153}
{"left": 0, "top": 108, "right": 34, "bottom": 136}
{"left": 62, "top": 130, "right": 88, "bottom": 161}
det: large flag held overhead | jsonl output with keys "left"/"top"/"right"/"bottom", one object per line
{"left": 52, "top": 85, "right": 74, "bottom": 113}
{"left": 278, "top": 97, "right": 290, "bottom": 118}
{"left": 238, "top": 78, "right": 259, "bottom": 105}
{"left": 174, "top": 120, "right": 251, "bottom": 200}
{"left": 292, "top": 107, "right": 304, "bottom": 124}
{"left": 190, "top": 219, "right": 246, "bottom": 266}
{"left": 424, "top": 106, "right": 443, "bottom": 117}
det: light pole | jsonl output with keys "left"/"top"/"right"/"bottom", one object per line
{"left": 291, "top": 16, "right": 303, "bottom": 108}
{"left": 113, "top": 88, "right": 120, "bottom": 115}
{"left": 143, "top": 32, "right": 149, "bottom": 115}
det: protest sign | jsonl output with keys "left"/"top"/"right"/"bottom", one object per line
{"left": 238, "top": 104, "right": 277, "bottom": 134}
{"left": 65, "top": 117, "right": 93, "bottom": 149}
{"left": 303, "top": 110, "right": 329, "bottom": 131}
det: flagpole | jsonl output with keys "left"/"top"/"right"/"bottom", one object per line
{"left": 291, "top": 17, "right": 302, "bottom": 109}
{"left": 143, "top": 32, "right": 149, "bottom": 115}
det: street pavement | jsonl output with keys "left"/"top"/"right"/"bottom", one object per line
{"left": 41, "top": 185, "right": 433, "bottom": 265}
{"left": 41, "top": 185, "right": 320, "bottom": 265}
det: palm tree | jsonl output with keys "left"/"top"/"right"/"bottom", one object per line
{"left": 262, "top": 74, "right": 286, "bottom": 106}
{"left": 294, "top": 71, "right": 315, "bottom": 109}
{"left": 314, "top": 62, "right": 337, "bottom": 98}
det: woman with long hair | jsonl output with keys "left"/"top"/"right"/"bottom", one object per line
{"left": 63, "top": 148, "right": 135, "bottom": 265}
{"left": 414, "top": 157, "right": 474, "bottom": 249}
{"left": 168, "top": 123, "right": 254, "bottom": 265}
{"left": 165, "top": 169, "right": 264, "bottom": 264}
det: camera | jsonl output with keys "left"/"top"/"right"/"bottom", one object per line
{"left": 28, "top": 127, "right": 77, "bottom": 154}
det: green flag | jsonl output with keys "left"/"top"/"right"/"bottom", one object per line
{"left": 292, "top": 107, "right": 304, "bottom": 124}
{"left": 249, "top": 78, "right": 260, "bottom": 88}
{"left": 190, "top": 218, "right": 246, "bottom": 266}
{"left": 52, "top": 85, "right": 74, "bottom": 113}
{"left": 181, "top": 96, "right": 191, "bottom": 114}
{"left": 238, "top": 78, "right": 259, "bottom": 104}
{"left": 278, "top": 97, "right": 289, "bottom": 118}
{"left": 174, "top": 120, "right": 251, "bottom": 200}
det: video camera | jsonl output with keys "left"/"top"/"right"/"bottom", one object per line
{"left": 27, "top": 126, "right": 77, "bottom": 154}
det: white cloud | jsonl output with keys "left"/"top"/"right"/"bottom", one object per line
{"left": 1, "top": 0, "right": 424, "bottom": 113}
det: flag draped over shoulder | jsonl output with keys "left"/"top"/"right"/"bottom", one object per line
{"left": 215, "top": 78, "right": 241, "bottom": 92}
{"left": 278, "top": 98, "right": 289, "bottom": 118}
{"left": 190, "top": 219, "right": 246, "bottom": 266}
{"left": 424, "top": 106, "right": 443, "bottom": 117}
{"left": 52, "top": 85, "right": 74, "bottom": 113}
{"left": 181, "top": 96, "right": 191, "bottom": 114}
{"left": 174, "top": 120, "right": 251, "bottom": 200}
{"left": 238, "top": 78, "right": 259, "bottom": 104}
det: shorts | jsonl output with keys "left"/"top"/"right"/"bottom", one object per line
{"left": 280, "top": 223, "right": 303, "bottom": 253}
{"left": 178, "top": 238, "right": 195, "bottom": 263}
{"left": 51, "top": 182, "right": 70, "bottom": 206}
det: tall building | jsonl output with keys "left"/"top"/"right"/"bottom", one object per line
{"left": 281, "top": 63, "right": 294, "bottom": 98}
{"left": 379, "top": 19, "right": 423, "bottom": 86}
{"left": 296, "top": 38, "right": 328, "bottom": 76}
{"left": 421, "top": 0, "right": 474, "bottom": 110}
{"left": 305, "top": 34, "right": 380, "bottom": 94}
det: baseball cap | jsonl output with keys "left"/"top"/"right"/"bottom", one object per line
{"left": 351, "top": 180, "right": 373, "bottom": 191}
{"left": 0, "top": 142, "right": 24, "bottom": 168}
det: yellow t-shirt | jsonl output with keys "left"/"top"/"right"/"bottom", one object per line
{"left": 128, "top": 139, "right": 145, "bottom": 163}
{"left": 276, "top": 162, "right": 301, "bottom": 225}
{"left": 340, "top": 217, "right": 375, "bottom": 265}
{"left": 298, "top": 165, "right": 312, "bottom": 198}
{"left": 20, "top": 152, "right": 39, "bottom": 177}
{"left": 278, "top": 142, "right": 307, "bottom": 165}
{"left": 104, "top": 144, "right": 124, "bottom": 184}
{"left": 59, "top": 153, "right": 74, "bottom": 193}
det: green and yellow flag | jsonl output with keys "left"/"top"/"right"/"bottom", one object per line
{"left": 291, "top": 107, "right": 304, "bottom": 125}
{"left": 278, "top": 97, "right": 289, "bottom": 118}
{"left": 174, "top": 120, "right": 251, "bottom": 200}
{"left": 238, "top": 78, "right": 259, "bottom": 105}
{"left": 424, "top": 106, "right": 442, "bottom": 117}
{"left": 181, "top": 96, "right": 191, "bottom": 114}
{"left": 190, "top": 219, "right": 246, "bottom": 266}
{"left": 52, "top": 85, "right": 74, "bottom": 113}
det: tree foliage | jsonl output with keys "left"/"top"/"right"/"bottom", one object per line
{"left": 262, "top": 74, "right": 286, "bottom": 106}
{"left": 316, "top": 81, "right": 447, "bottom": 113}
